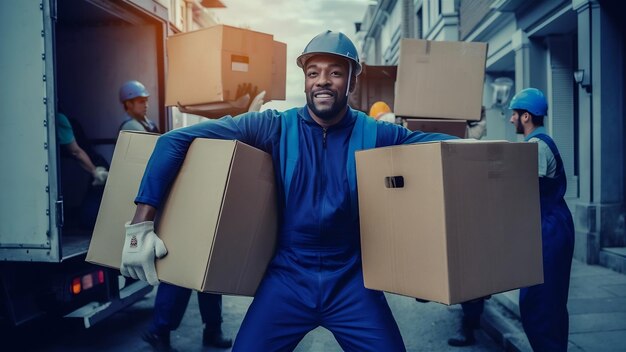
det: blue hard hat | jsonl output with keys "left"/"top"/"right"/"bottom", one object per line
{"left": 119, "top": 80, "right": 150, "bottom": 102}
{"left": 297, "top": 30, "right": 362, "bottom": 76}
{"left": 508, "top": 88, "right": 548, "bottom": 116}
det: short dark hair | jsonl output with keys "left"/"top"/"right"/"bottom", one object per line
{"left": 515, "top": 109, "right": 544, "bottom": 126}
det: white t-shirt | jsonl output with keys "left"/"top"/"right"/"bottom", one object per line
{"left": 528, "top": 137, "right": 557, "bottom": 178}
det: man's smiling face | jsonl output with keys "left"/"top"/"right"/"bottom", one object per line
{"left": 304, "top": 54, "right": 353, "bottom": 123}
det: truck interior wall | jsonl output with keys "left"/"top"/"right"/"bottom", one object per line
{"left": 56, "top": 23, "right": 161, "bottom": 165}
{"left": 53, "top": 0, "right": 165, "bottom": 252}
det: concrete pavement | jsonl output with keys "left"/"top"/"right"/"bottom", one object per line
{"left": 21, "top": 258, "right": 625, "bottom": 351}
{"left": 481, "top": 259, "right": 626, "bottom": 352}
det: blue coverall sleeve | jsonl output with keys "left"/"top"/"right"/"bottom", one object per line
{"left": 375, "top": 121, "right": 459, "bottom": 147}
{"left": 135, "top": 110, "right": 280, "bottom": 208}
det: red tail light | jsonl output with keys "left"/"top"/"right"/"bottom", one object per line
{"left": 71, "top": 270, "right": 106, "bottom": 295}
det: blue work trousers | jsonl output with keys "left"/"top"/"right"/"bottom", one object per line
{"left": 150, "top": 282, "right": 223, "bottom": 335}
{"left": 519, "top": 207, "right": 574, "bottom": 352}
{"left": 460, "top": 298, "right": 485, "bottom": 328}
{"left": 232, "top": 246, "right": 406, "bottom": 352}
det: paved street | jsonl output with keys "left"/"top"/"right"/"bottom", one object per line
{"left": 6, "top": 259, "right": 625, "bottom": 351}
{"left": 5, "top": 288, "right": 501, "bottom": 351}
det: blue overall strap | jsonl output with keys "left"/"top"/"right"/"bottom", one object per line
{"left": 532, "top": 133, "right": 564, "bottom": 176}
{"left": 280, "top": 108, "right": 300, "bottom": 203}
{"left": 347, "top": 111, "right": 378, "bottom": 217}
{"left": 532, "top": 133, "right": 568, "bottom": 209}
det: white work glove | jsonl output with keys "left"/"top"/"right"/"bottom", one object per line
{"left": 467, "top": 119, "right": 487, "bottom": 139}
{"left": 120, "top": 221, "right": 167, "bottom": 286}
{"left": 92, "top": 166, "right": 109, "bottom": 186}
{"left": 248, "top": 90, "right": 266, "bottom": 112}
{"left": 377, "top": 112, "right": 397, "bottom": 124}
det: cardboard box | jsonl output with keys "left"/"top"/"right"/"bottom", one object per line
{"left": 267, "top": 40, "right": 287, "bottom": 101}
{"left": 356, "top": 140, "right": 543, "bottom": 305}
{"left": 165, "top": 25, "right": 279, "bottom": 106}
{"left": 403, "top": 118, "right": 468, "bottom": 138}
{"left": 394, "top": 39, "right": 487, "bottom": 121}
{"left": 87, "top": 131, "right": 278, "bottom": 296}
{"left": 349, "top": 64, "right": 397, "bottom": 114}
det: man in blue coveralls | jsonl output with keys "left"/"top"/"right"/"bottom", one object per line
{"left": 120, "top": 30, "right": 454, "bottom": 351}
{"left": 509, "top": 88, "right": 575, "bottom": 351}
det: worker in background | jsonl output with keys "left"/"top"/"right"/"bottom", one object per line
{"left": 509, "top": 88, "right": 574, "bottom": 351}
{"left": 57, "top": 112, "right": 108, "bottom": 186}
{"left": 118, "top": 80, "right": 160, "bottom": 133}
{"left": 56, "top": 111, "right": 108, "bottom": 230}
{"left": 369, "top": 100, "right": 397, "bottom": 123}
{"left": 120, "top": 30, "right": 455, "bottom": 351}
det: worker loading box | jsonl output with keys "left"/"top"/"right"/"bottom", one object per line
{"left": 356, "top": 140, "right": 544, "bottom": 305}
{"left": 165, "top": 24, "right": 286, "bottom": 108}
{"left": 87, "top": 131, "right": 278, "bottom": 296}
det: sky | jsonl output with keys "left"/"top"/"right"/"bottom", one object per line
{"left": 211, "top": 0, "right": 372, "bottom": 111}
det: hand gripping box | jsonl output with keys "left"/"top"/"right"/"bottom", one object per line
{"left": 87, "top": 131, "right": 277, "bottom": 296}
{"left": 356, "top": 140, "right": 543, "bottom": 304}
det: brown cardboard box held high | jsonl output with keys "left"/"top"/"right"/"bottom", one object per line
{"left": 394, "top": 39, "right": 487, "bottom": 121}
{"left": 356, "top": 140, "right": 543, "bottom": 305}
{"left": 165, "top": 25, "right": 284, "bottom": 106}
{"left": 86, "top": 131, "right": 278, "bottom": 296}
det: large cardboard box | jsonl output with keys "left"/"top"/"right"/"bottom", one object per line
{"left": 87, "top": 131, "right": 278, "bottom": 296}
{"left": 165, "top": 25, "right": 284, "bottom": 106}
{"left": 356, "top": 141, "right": 543, "bottom": 305}
{"left": 394, "top": 39, "right": 487, "bottom": 121}
{"left": 403, "top": 118, "right": 467, "bottom": 138}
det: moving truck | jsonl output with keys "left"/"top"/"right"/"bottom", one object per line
{"left": 0, "top": 0, "right": 170, "bottom": 328}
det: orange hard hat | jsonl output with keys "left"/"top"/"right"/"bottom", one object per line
{"left": 369, "top": 101, "right": 392, "bottom": 119}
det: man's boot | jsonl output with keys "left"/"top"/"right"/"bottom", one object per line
{"left": 142, "top": 331, "right": 176, "bottom": 352}
{"left": 203, "top": 326, "right": 233, "bottom": 349}
{"left": 447, "top": 321, "right": 476, "bottom": 347}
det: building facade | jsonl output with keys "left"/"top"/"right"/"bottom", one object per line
{"left": 357, "top": 0, "right": 626, "bottom": 272}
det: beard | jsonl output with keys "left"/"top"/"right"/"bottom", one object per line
{"left": 306, "top": 88, "right": 349, "bottom": 121}
{"left": 515, "top": 118, "right": 524, "bottom": 134}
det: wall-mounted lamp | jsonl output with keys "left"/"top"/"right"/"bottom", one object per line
{"left": 490, "top": 77, "right": 514, "bottom": 107}
{"left": 490, "top": 77, "right": 514, "bottom": 118}
{"left": 574, "top": 69, "right": 592, "bottom": 93}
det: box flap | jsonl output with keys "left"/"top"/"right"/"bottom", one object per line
{"left": 204, "top": 141, "right": 277, "bottom": 295}
{"left": 442, "top": 142, "right": 543, "bottom": 303}
{"left": 267, "top": 40, "right": 287, "bottom": 101}
{"left": 87, "top": 131, "right": 159, "bottom": 268}
{"left": 165, "top": 26, "right": 224, "bottom": 106}
{"left": 357, "top": 143, "right": 449, "bottom": 302}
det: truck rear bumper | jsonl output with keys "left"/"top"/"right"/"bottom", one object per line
{"left": 64, "top": 279, "right": 154, "bottom": 328}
